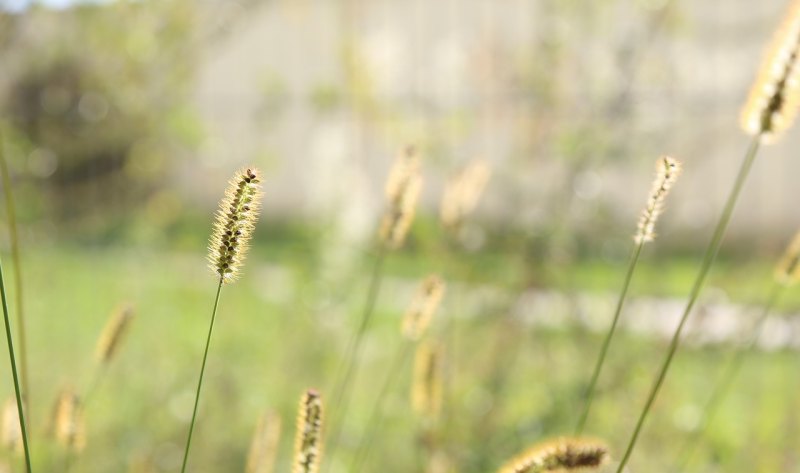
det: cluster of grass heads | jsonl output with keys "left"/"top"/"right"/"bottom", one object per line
{"left": 1, "top": 2, "right": 800, "bottom": 473}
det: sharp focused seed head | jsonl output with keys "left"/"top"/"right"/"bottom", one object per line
{"left": 52, "top": 388, "right": 85, "bottom": 454}
{"left": 379, "top": 147, "right": 423, "bottom": 249}
{"left": 497, "top": 437, "right": 610, "bottom": 473}
{"left": 95, "top": 304, "right": 135, "bottom": 364}
{"left": 440, "top": 160, "right": 492, "bottom": 230}
{"left": 208, "top": 167, "right": 263, "bottom": 283}
{"left": 634, "top": 156, "right": 682, "bottom": 244}
{"left": 402, "top": 275, "right": 446, "bottom": 341}
{"left": 774, "top": 231, "right": 800, "bottom": 286}
{"left": 292, "top": 389, "right": 324, "bottom": 473}
{"left": 741, "top": 0, "right": 800, "bottom": 142}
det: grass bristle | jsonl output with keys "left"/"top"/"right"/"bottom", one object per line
{"left": 741, "top": 0, "right": 800, "bottom": 141}
{"left": 402, "top": 275, "right": 446, "bottom": 341}
{"left": 634, "top": 156, "right": 682, "bottom": 244}
{"left": 292, "top": 389, "right": 324, "bottom": 473}
{"left": 246, "top": 411, "right": 282, "bottom": 473}
{"left": 411, "top": 340, "right": 443, "bottom": 422}
{"left": 497, "top": 437, "right": 610, "bottom": 473}
{"left": 95, "top": 303, "right": 135, "bottom": 364}
{"left": 440, "top": 159, "right": 492, "bottom": 230}
{"left": 208, "top": 167, "right": 263, "bottom": 283}
{"left": 0, "top": 399, "right": 21, "bottom": 455}
{"left": 52, "top": 388, "right": 86, "bottom": 453}
{"left": 379, "top": 146, "right": 423, "bottom": 249}
{"left": 774, "top": 230, "right": 800, "bottom": 285}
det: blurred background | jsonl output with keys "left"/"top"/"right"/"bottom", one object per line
{"left": 0, "top": 0, "right": 798, "bottom": 472}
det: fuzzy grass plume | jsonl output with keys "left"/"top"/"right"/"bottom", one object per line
{"left": 52, "top": 388, "right": 85, "bottom": 454}
{"left": 95, "top": 304, "right": 135, "bottom": 364}
{"left": 293, "top": 389, "right": 324, "bottom": 473}
{"left": 411, "top": 340, "right": 444, "bottom": 421}
{"left": 497, "top": 437, "right": 609, "bottom": 473}
{"left": 246, "top": 411, "right": 282, "bottom": 473}
{"left": 741, "top": 0, "right": 800, "bottom": 142}
{"left": 634, "top": 156, "right": 682, "bottom": 244}
{"left": 0, "top": 399, "right": 21, "bottom": 454}
{"left": 440, "top": 160, "right": 491, "bottom": 230}
{"left": 208, "top": 167, "right": 262, "bottom": 283}
{"left": 379, "top": 147, "right": 423, "bottom": 249}
{"left": 774, "top": 230, "right": 800, "bottom": 285}
{"left": 402, "top": 275, "right": 446, "bottom": 341}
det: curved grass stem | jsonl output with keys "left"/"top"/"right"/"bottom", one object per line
{"left": 0, "top": 254, "right": 32, "bottom": 472}
{"left": 676, "top": 281, "right": 784, "bottom": 469}
{"left": 614, "top": 136, "right": 761, "bottom": 472}
{"left": 180, "top": 278, "right": 224, "bottom": 473}
{"left": 350, "top": 340, "right": 412, "bottom": 472}
{"left": 324, "top": 245, "right": 387, "bottom": 470}
{"left": 575, "top": 241, "right": 645, "bottom": 435}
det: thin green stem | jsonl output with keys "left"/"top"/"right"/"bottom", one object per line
{"left": 575, "top": 241, "right": 645, "bottom": 435}
{"left": 676, "top": 281, "right": 784, "bottom": 470}
{"left": 180, "top": 278, "right": 224, "bottom": 473}
{"left": 324, "top": 245, "right": 387, "bottom": 469}
{"left": 615, "top": 136, "right": 761, "bottom": 473}
{"left": 0, "top": 129, "right": 28, "bottom": 412}
{"left": 0, "top": 253, "right": 32, "bottom": 472}
{"left": 351, "top": 340, "right": 412, "bottom": 472}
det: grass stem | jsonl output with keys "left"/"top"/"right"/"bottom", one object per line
{"left": 324, "top": 244, "right": 386, "bottom": 469}
{"left": 0, "top": 254, "right": 32, "bottom": 472}
{"left": 676, "top": 281, "right": 784, "bottom": 469}
{"left": 0, "top": 129, "right": 29, "bottom": 414}
{"left": 614, "top": 136, "right": 761, "bottom": 472}
{"left": 575, "top": 241, "right": 645, "bottom": 435}
{"left": 180, "top": 278, "right": 223, "bottom": 473}
{"left": 350, "top": 340, "right": 412, "bottom": 472}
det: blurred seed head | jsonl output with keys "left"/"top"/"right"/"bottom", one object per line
{"left": 1, "top": 399, "right": 22, "bottom": 455}
{"left": 379, "top": 147, "right": 423, "bottom": 249}
{"left": 774, "top": 231, "right": 800, "bottom": 285}
{"left": 411, "top": 340, "right": 443, "bottom": 422}
{"left": 741, "top": 0, "right": 800, "bottom": 142}
{"left": 440, "top": 160, "right": 491, "bottom": 231}
{"left": 95, "top": 303, "right": 135, "bottom": 364}
{"left": 402, "top": 275, "right": 446, "bottom": 341}
{"left": 52, "top": 388, "right": 85, "bottom": 454}
{"left": 634, "top": 156, "right": 682, "bottom": 244}
{"left": 292, "top": 389, "right": 324, "bottom": 473}
{"left": 246, "top": 411, "right": 282, "bottom": 473}
{"left": 208, "top": 167, "right": 262, "bottom": 283}
{"left": 497, "top": 437, "right": 609, "bottom": 473}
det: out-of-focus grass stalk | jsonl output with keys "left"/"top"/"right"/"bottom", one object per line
{"left": 0, "top": 256, "right": 31, "bottom": 472}
{"left": 616, "top": 0, "right": 800, "bottom": 465}
{"left": 677, "top": 230, "right": 800, "bottom": 468}
{"left": 676, "top": 282, "right": 784, "bottom": 469}
{"left": 325, "top": 148, "right": 421, "bottom": 468}
{"left": 614, "top": 138, "right": 761, "bottom": 472}
{"left": 0, "top": 128, "right": 29, "bottom": 414}
{"left": 575, "top": 156, "right": 681, "bottom": 435}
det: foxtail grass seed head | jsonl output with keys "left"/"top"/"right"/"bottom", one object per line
{"left": 95, "top": 304, "right": 135, "bottom": 364}
{"left": 497, "top": 437, "right": 610, "bottom": 473}
{"left": 440, "top": 160, "right": 492, "bottom": 230}
{"left": 411, "top": 340, "right": 443, "bottom": 421}
{"left": 634, "top": 156, "right": 682, "bottom": 244}
{"left": 379, "top": 147, "right": 423, "bottom": 249}
{"left": 208, "top": 167, "right": 262, "bottom": 283}
{"left": 246, "top": 411, "right": 282, "bottom": 473}
{"left": 292, "top": 389, "right": 324, "bottom": 473}
{"left": 774, "top": 231, "right": 800, "bottom": 285}
{"left": 0, "top": 399, "right": 21, "bottom": 454}
{"left": 402, "top": 275, "right": 446, "bottom": 341}
{"left": 53, "top": 388, "right": 86, "bottom": 453}
{"left": 741, "top": 0, "right": 800, "bottom": 142}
